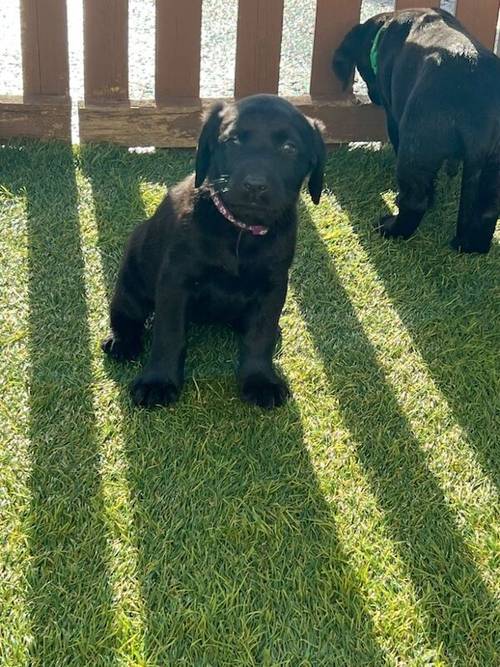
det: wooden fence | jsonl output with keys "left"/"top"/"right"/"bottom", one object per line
{"left": 0, "top": 0, "right": 499, "bottom": 145}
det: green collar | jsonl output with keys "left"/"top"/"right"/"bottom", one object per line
{"left": 369, "top": 25, "right": 387, "bottom": 75}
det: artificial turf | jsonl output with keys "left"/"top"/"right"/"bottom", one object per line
{"left": 0, "top": 141, "right": 498, "bottom": 666}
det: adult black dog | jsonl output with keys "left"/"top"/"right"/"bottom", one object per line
{"left": 332, "top": 8, "right": 500, "bottom": 253}
{"left": 102, "top": 94, "right": 326, "bottom": 408}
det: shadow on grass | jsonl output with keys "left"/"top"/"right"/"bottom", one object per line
{"left": 0, "top": 143, "right": 118, "bottom": 665}
{"left": 291, "top": 203, "right": 498, "bottom": 665}
{"left": 325, "top": 147, "right": 500, "bottom": 489}
{"left": 80, "top": 146, "right": 388, "bottom": 663}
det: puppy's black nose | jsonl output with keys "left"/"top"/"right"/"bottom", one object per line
{"left": 242, "top": 174, "right": 269, "bottom": 197}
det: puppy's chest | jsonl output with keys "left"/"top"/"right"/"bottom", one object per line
{"left": 194, "top": 234, "right": 274, "bottom": 293}
{"left": 186, "top": 257, "right": 271, "bottom": 325}
{"left": 193, "top": 258, "right": 271, "bottom": 297}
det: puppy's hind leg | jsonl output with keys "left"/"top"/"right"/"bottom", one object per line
{"left": 102, "top": 267, "right": 152, "bottom": 362}
{"left": 386, "top": 114, "right": 400, "bottom": 155}
{"left": 377, "top": 153, "right": 439, "bottom": 240}
{"left": 451, "top": 158, "right": 499, "bottom": 254}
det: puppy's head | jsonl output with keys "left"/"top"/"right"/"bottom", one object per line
{"left": 195, "top": 95, "right": 326, "bottom": 223}
{"left": 332, "top": 14, "right": 391, "bottom": 105}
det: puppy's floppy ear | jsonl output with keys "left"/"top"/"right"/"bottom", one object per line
{"left": 331, "top": 23, "right": 366, "bottom": 90}
{"left": 195, "top": 102, "right": 225, "bottom": 188}
{"left": 307, "top": 118, "right": 326, "bottom": 205}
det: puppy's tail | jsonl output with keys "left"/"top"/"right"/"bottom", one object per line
{"left": 455, "top": 155, "right": 500, "bottom": 252}
{"left": 332, "top": 24, "right": 364, "bottom": 90}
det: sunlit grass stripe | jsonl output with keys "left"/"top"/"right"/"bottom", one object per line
{"left": 77, "top": 167, "right": 147, "bottom": 665}
{"left": 305, "top": 191, "right": 499, "bottom": 592}
{"left": 0, "top": 192, "right": 32, "bottom": 667}
{"left": 282, "top": 295, "right": 442, "bottom": 665}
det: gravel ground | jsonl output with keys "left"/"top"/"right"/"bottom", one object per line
{"left": 0, "top": 0, "right": 474, "bottom": 141}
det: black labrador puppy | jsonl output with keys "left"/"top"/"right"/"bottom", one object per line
{"left": 332, "top": 8, "right": 500, "bottom": 253}
{"left": 102, "top": 94, "right": 326, "bottom": 408}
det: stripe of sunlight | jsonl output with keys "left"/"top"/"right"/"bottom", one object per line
{"left": 0, "top": 190, "right": 32, "bottom": 664}
{"left": 76, "top": 167, "right": 147, "bottom": 664}
{"left": 302, "top": 190, "right": 499, "bottom": 592}
{"left": 281, "top": 294, "right": 439, "bottom": 663}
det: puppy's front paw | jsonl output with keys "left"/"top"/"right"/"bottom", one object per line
{"left": 375, "top": 214, "right": 415, "bottom": 240}
{"left": 375, "top": 214, "right": 401, "bottom": 238}
{"left": 240, "top": 373, "right": 290, "bottom": 409}
{"left": 131, "top": 375, "right": 180, "bottom": 408}
{"left": 102, "top": 333, "right": 141, "bottom": 362}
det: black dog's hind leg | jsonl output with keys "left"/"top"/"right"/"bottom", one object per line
{"left": 451, "top": 159, "right": 499, "bottom": 254}
{"left": 237, "top": 277, "right": 290, "bottom": 409}
{"left": 131, "top": 272, "right": 188, "bottom": 407}
{"left": 102, "top": 259, "right": 152, "bottom": 362}
{"left": 377, "top": 152, "right": 439, "bottom": 240}
{"left": 102, "top": 300, "right": 150, "bottom": 362}
{"left": 386, "top": 114, "right": 399, "bottom": 154}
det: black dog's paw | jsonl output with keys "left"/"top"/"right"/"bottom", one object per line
{"left": 131, "top": 375, "right": 180, "bottom": 408}
{"left": 102, "top": 333, "right": 141, "bottom": 362}
{"left": 449, "top": 236, "right": 491, "bottom": 254}
{"left": 375, "top": 214, "right": 414, "bottom": 240}
{"left": 240, "top": 374, "right": 290, "bottom": 409}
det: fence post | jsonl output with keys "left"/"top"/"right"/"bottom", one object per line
{"left": 21, "top": 0, "right": 69, "bottom": 99}
{"left": 394, "top": 1, "right": 437, "bottom": 8}
{"left": 235, "top": 0, "right": 284, "bottom": 98}
{"left": 456, "top": 0, "right": 499, "bottom": 50}
{"left": 310, "top": 0, "right": 362, "bottom": 99}
{"left": 0, "top": 0, "right": 72, "bottom": 140}
{"left": 155, "top": 0, "right": 202, "bottom": 104}
{"left": 83, "top": 0, "right": 129, "bottom": 104}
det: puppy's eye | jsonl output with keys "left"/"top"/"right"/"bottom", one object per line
{"left": 226, "top": 134, "right": 241, "bottom": 145}
{"left": 281, "top": 141, "right": 297, "bottom": 155}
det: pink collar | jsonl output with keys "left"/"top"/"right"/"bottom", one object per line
{"left": 210, "top": 188, "right": 268, "bottom": 236}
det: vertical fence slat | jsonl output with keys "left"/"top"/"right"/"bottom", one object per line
{"left": 235, "top": 0, "right": 284, "bottom": 98}
{"left": 456, "top": 0, "right": 499, "bottom": 49}
{"left": 310, "top": 0, "right": 362, "bottom": 98}
{"left": 20, "top": 0, "right": 69, "bottom": 98}
{"left": 155, "top": 0, "right": 202, "bottom": 102}
{"left": 83, "top": 0, "right": 128, "bottom": 104}
{"left": 394, "top": 1, "right": 437, "bottom": 9}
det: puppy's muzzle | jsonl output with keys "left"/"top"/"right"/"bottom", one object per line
{"left": 230, "top": 172, "right": 276, "bottom": 213}
{"left": 242, "top": 174, "right": 270, "bottom": 202}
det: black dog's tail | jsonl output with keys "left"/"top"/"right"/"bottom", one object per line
{"left": 332, "top": 25, "right": 364, "bottom": 90}
{"left": 332, "top": 16, "right": 391, "bottom": 90}
{"left": 455, "top": 154, "right": 500, "bottom": 252}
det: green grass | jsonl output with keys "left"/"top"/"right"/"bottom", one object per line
{"left": 0, "top": 141, "right": 498, "bottom": 666}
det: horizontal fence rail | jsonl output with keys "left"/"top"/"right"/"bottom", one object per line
{"left": 0, "top": 0, "right": 499, "bottom": 145}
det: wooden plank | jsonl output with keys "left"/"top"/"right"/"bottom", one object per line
{"left": 83, "top": 0, "right": 128, "bottom": 104}
{"left": 78, "top": 97, "right": 387, "bottom": 146}
{"left": 0, "top": 95, "right": 71, "bottom": 140}
{"left": 456, "top": 0, "right": 499, "bottom": 49}
{"left": 20, "top": 0, "right": 69, "bottom": 98}
{"left": 235, "top": 0, "right": 284, "bottom": 98}
{"left": 155, "top": 0, "right": 202, "bottom": 103}
{"left": 296, "top": 97, "right": 387, "bottom": 144}
{"left": 395, "top": 1, "right": 437, "bottom": 9}
{"left": 310, "top": 0, "right": 362, "bottom": 99}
